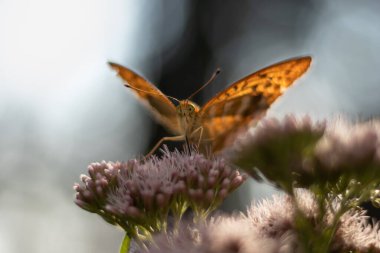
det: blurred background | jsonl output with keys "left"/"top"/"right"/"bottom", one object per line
{"left": 1, "top": 0, "right": 380, "bottom": 252}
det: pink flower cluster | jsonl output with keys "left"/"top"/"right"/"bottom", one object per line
{"left": 231, "top": 116, "right": 380, "bottom": 191}
{"left": 74, "top": 147, "right": 246, "bottom": 235}
{"left": 147, "top": 190, "right": 380, "bottom": 253}
{"left": 230, "top": 115, "right": 326, "bottom": 190}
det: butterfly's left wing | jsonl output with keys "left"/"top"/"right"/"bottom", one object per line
{"left": 200, "top": 56, "right": 312, "bottom": 152}
{"left": 109, "top": 62, "right": 180, "bottom": 134}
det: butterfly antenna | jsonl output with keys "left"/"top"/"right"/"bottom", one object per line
{"left": 187, "top": 68, "right": 221, "bottom": 100}
{"left": 125, "top": 84, "right": 180, "bottom": 103}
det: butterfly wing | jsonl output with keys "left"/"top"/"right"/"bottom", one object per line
{"left": 200, "top": 56, "right": 312, "bottom": 152}
{"left": 109, "top": 62, "right": 180, "bottom": 134}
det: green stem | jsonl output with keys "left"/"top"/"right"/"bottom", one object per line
{"left": 119, "top": 233, "right": 131, "bottom": 253}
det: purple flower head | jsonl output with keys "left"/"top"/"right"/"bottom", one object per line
{"left": 231, "top": 116, "right": 380, "bottom": 196}
{"left": 140, "top": 189, "right": 380, "bottom": 253}
{"left": 73, "top": 161, "right": 120, "bottom": 222}
{"left": 245, "top": 189, "right": 318, "bottom": 240}
{"left": 243, "top": 190, "right": 380, "bottom": 252}
{"left": 106, "top": 147, "right": 246, "bottom": 224}
{"left": 146, "top": 190, "right": 317, "bottom": 253}
{"left": 331, "top": 209, "right": 380, "bottom": 252}
{"left": 314, "top": 119, "right": 380, "bottom": 184}
{"left": 74, "top": 147, "right": 246, "bottom": 239}
{"left": 146, "top": 215, "right": 289, "bottom": 253}
{"left": 230, "top": 115, "right": 325, "bottom": 191}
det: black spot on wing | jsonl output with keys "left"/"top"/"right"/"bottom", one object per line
{"left": 258, "top": 73, "right": 267, "bottom": 79}
{"left": 264, "top": 81, "right": 272, "bottom": 88}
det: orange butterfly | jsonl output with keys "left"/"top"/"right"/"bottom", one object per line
{"left": 109, "top": 56, "right": 311, "bottom": 156}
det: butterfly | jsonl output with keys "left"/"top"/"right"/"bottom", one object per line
{"left": 109, "top": 56, "right": 311, "bottom": 156}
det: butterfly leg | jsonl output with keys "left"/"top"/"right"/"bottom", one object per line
{"left": 146, "top": 135, "right": 185, "bottom": 157}
{"left": 190, "top": 126, "right": 204, "bottom": 148}
{"left": 185, "top": 135, "right": 192, "bottom": 153}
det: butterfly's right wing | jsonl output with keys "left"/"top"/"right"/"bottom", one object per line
{"left": 109, "top": 62, "right": 180, "bottom": 134}
{"left": 200, "top": 56, "right": 312, "bottom": 152}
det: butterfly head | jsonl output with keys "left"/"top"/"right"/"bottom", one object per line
{"left": 176, "top": 100, "right": 200, "bottom": 119}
